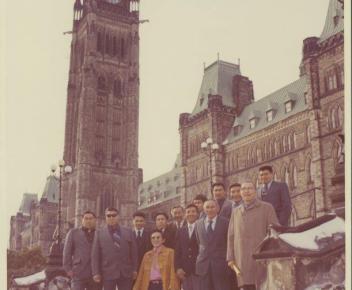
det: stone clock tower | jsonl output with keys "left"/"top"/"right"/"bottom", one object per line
{"left": 62, "top": 0, "right": 142, "bottom": 226}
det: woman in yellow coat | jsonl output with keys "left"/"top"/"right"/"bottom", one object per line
{"left": 133, "top": 229, "right": 180, "bottom": 290}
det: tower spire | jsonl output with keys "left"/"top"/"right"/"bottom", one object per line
{"left": 73, "top": 0, "right": 83, "bottom": 22}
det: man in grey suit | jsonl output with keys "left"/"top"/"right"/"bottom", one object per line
{"left": 212, "top": 182, "right": 233, "bottom": 220}
{"left": 63, "top": 210, "right": 101, "bottom": 290}
{"left": 195, "top": 200, "right": 232, "bottom": 290}
{"left": 258, "top": 165, "right": 292, "bottom": 226}
{"left": 92, "top": 207, "right": 138, "bottom": 290}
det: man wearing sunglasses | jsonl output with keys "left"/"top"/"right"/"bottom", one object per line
{"left": 92, "top": 207, "right": 138, "bottom": 290}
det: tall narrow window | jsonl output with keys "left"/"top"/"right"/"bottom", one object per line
{"left": 112, "top": 36, "right": 117, "bottom": 56}
{"left": 114, "top": 79, "right": 122, "bottom": 97}
{"left": 249, "top": 118, "right": 256, "bottom": 129}
{"left": 306, "top": 126, "right": 311, "bottom": 144}
{"left": 284, "top": 167, "right": 289, "bottom": 185}
{"left": 292, "top": 165, "right": 297, "bottom": 188}
{"left": 105, "top": 34, "right": 111, "bottom": 55}
{"left": 283, "top": 135, "right": 288, "bottom": 152}
{"left": 266, "top": 110, "right": 273, "bottom": 122}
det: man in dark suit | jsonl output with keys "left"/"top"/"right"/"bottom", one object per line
{"left": 171, "top": 205, "right": 186, "bottom": 229}
{"left": 91, "top": 207, "right": 138, "bottom": 290}
{"left": 63, "top": 210, "right": 101, "bottom": 290}
{"left": 195, "top": 200, "right": 232, "bottom": 290}
{"left": 175, "top": 204, "right": 200, "bottom": 290}
{"left": 154, "top": 212, "right": 177, "bottom": 249}
{"left": 212, "top": 182, "right": 233, "bottom": 220}
{"left": 258, "top": 165, "right": 292, "bottom": 226}
{"left": 132, "top": 211, "right": 151, "bottom": 270}
{"left": 192, "top": 194, "right": 207, "bottom": 219}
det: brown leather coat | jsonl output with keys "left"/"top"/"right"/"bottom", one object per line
{"left": 133, "top": 246, "right": 180, "bottom": 290}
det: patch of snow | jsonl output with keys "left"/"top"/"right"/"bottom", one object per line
{"left": 279, "top": 217, "right": 345, "bottom": 250}
{"left": 305, "top": 280, "right": 345, "bottom": 290}
{"left": 14, "top": 270, "right": 46, "bottom": 286}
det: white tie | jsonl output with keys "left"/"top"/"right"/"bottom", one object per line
{"left": 188, "top": 224, "right": 193, "bottom": 238}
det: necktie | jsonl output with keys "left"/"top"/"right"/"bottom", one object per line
{"left": 207, "top": 220, "right": 213, "bottom": 234}
{"left": 137, "top": 230, "right": 141, "bottom": 238}
{"left": 262, "top": 183, "right": 268, "bottom": 198}
{"left": 112, "top": 231, "right": 121, "bottom": 249}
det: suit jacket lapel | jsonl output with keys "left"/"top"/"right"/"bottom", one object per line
{"left": 103, "top": 226, "right": 116, "bottom": 247}
{"left": 198, "top": 219, "right": 209, "bottom": 245}
{"left": 269, "top": 181, "right": 277, "bottom": 194}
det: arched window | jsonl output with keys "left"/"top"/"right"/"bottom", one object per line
{"left": 331, "top": 105, "right": 343, "bottom": 129}
{"left": 284, "top": 167, "right": 289, "bottom": 184}
{"left": 289, "top": 132, "right": 295, "bottom": 151}
{"left": 256, "top": 147, "right": 261, "bottom": 162}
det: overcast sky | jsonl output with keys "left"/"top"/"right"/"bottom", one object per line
{"left": 1, "top": 0, "right": 331, "bottom": 245}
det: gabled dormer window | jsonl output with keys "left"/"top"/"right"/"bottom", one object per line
{"left": 266, "top": 110, "right": 273, "bottom": 122}
{"left": 249, "top": 118, "right": 256, "bottom": 129}
{"left": 285, "top": 101, "right": 293, "bottom": 113}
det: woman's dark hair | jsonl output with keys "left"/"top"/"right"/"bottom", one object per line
{"left": 150, "top": 229, "right": 165, "bottom": 239}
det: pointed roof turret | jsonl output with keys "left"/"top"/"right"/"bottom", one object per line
{"left": 319, "top": 0, "right": 344, "bottom": 43}
{"left": 191, "top": 60, "right": 241, "bottom": 116}
{"left": 19, "top": 193, "right": 38, "bottom": 216}
{"left": 41, "top": 175, "right": 59, "bottom": 203}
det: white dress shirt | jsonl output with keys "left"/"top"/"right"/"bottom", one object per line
{"left": 134, "top": 228, "right": 144, "bottom": 237}
{"left": 187, "top": 222, "right": 195, "bottom": 238}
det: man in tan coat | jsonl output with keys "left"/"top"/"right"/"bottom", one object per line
{"left": 226, "top": 182, "right": 279, "bottom": 290}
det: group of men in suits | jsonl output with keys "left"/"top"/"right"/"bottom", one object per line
{"left": 63, "top": 165, "right": 291, "bottom": 290}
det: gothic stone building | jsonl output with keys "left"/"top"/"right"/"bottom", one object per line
{"left": 62, "top": 0, "right": 142, "bottom": 227}
{"left": 9, "top": 175, "right": 60, "bottom": 255}
{"left": 138, "top": 0, "right": 344, "bottom": 225}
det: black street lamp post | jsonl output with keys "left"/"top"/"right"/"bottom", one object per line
{"left": 46, "top": 160, "right": 72, "bottom": 282}
{"left": 201, "top": 137, "right": 219, "bottom": 196}
{"left": 51, "top": 160, "right": 72, "bottom": 246}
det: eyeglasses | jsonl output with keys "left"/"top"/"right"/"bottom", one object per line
{"left": 106, "top": 214, "right": 117, "bottom": 218}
